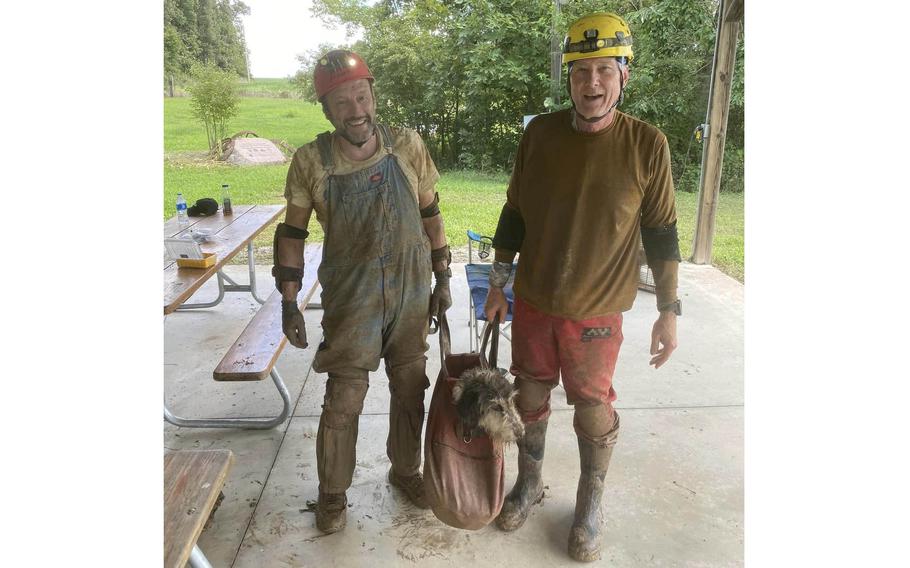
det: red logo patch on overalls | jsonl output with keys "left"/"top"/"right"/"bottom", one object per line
{"left": 370, "top": 172, "right": 383, "bottom": 183}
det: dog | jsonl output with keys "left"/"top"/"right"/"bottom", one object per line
{"left": 452, "top": 366, "right": 524, "bottom": 444}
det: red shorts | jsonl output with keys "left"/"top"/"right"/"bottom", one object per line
{"left": 510, "top": 297, "right": 624, "bottom": 422}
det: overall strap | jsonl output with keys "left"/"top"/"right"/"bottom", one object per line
{"left": 376, "top": 124, "right": 395, "bottom": 155}
{"left": 315, "top": 131, "right": 335, "bottom": 174}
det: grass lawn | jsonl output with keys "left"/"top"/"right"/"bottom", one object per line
{"left": 236, "top": 77, "right": 299, "bottom": 98}
{"left": 164, "top": 83, "right": 744, "bottom": 282}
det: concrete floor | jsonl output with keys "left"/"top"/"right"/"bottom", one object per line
{"left": 164, "top": 262, "right": 743, "bottom": 567}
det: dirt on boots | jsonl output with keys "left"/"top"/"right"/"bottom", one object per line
{"left": 388, "top": 469, "right": 430, "bottom": 509}
{"left": 495, "top": 419, "right": 548, "bottom": 531}
{"left": 567, "top": 436, "right": 614, "bottom": 562}
{"left": 315, "top": 491, "right": 348, "bottom": 534}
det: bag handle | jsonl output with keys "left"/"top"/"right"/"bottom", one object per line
{"left": 478, "top": 315, "right": 500, "bottom": 369}
{"left": 437, "top": 313, "right": 500, "bottom": 375}
{"left": 438, "top": 312, "right": 452, "bottom": 377}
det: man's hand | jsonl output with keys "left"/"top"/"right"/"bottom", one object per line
{"left": 484, "top": 286, "right": 509, "bottom": 323}
{"left": 429, "top": 273, "right": 452, "bottom": 320}
{"left": 281, "top": 301, "right": 308, "bottom": 349}
{"left": 649, "top": 311, "right": 677, "bottom": 368}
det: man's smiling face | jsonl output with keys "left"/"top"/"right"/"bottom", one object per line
{"left": 568, "top": 56, "right": 629, "bottom": 121}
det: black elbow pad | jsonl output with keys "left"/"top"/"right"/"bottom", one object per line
{"left": 420, "top": 192, "right": 441, "bottom": 218}
{"left": 492, "top": 204, "right": 525, "bottom": 252}
{"left": 641, "top": 221, "right": 681, "bottom": 262}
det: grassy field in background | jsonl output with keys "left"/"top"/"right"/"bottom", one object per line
{"left": 164, "top": 96, "right": 330, "bottom": 154}
{"left": 164, "top": 81, "right": 744, "bottom": 282}
{"left": 236, "top": 77, "right": 298, "bottom": 98}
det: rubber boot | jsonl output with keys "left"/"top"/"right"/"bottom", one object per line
{"left": 567, "top": 435, "right": 614, "bottom": 562}
{"left": 315, "top": 490, "right": 347, "bottom": 534}
{"left": 495, "top": 419, "right": 548, "bottom": 531}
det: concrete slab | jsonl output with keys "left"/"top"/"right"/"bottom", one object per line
{"left": 163, "top": 261, "right": 743, "bottom": 566}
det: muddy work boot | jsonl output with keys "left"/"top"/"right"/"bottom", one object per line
{"left": 315, "top": 491, "right": 348, "bottom": 534}
{"left": 495, "top": 419, "right": 548, "bottom": 531}
{"left": 567, "top": 436, "right": 614, "bottom": 562}
{"left": 388, "top": 469, "right": 430, "bottom": 509}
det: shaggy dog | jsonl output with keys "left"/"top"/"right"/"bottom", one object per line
{"left": 452, "top": 367, "right": 524, "bottom": 444}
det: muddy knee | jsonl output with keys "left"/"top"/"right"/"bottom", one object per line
{"left": 573, "top": 403, "right": 620, "bottom": 448}
{"left": 514, "top": 376, "right": 556, "bottom": 423}
{"left": 386, "top": 358, "right": 430, "bottom": 405}
{"left": 322, "top": 373, "right": 369, "bottom": 427}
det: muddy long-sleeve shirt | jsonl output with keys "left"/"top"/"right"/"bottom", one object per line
{"left": 494, "top": 109, "right": 679, "bottom": 319}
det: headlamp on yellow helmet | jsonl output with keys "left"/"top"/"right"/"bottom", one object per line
{"left": 562, "top": 12, "right": 634, "bottom": 66}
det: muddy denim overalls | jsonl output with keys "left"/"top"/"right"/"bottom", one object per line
{"left": 312, "top": 125, "right": 432, "bottom": 493}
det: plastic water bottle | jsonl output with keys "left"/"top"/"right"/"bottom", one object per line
{"left": 221, "top": 184, "right": 233, "bottom": 215}
{"left": 176, "top": 193, "right": 189, "bottom": 227}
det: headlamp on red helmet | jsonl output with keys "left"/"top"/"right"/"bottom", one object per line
{"left": 313, "top": 50, "right": 374, "bottom": 101}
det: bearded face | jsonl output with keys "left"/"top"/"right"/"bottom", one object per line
{"left": 323, "top": 79, "right": 376, "bottom": 147}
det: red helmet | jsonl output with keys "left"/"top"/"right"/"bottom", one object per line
{"left": 313, "top": 50, "right": 374, "bottom": 101}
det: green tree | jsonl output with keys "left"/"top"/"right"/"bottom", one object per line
{"left": 305, "top": 0, "right": 744, "bottom": 191}
{"left": 186, "top": 63, "right": 240, "bottom": 156}
{"left": 164, "top": 0, "right": 250, "bottom": 82}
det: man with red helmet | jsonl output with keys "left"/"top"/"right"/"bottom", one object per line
{"left": 272, "top": 49, "right": 451, "bottom": 534}
{"left": 484, "top": 13, "right": 681, "bottom": 562}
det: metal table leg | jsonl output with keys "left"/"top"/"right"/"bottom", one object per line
{"left": 189, "top": 544, "right": 214, "bottom": 568}
{"left": 164, "top": 368, "right": 291, "bottom": 429}
{"left": 177, "top": 272, "right": 227, "bottom": 310}
{"left": 176, "top": 241, "right": 267, "bottom": 310}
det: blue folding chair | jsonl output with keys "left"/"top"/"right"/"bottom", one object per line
{"left": 465, "top": 230, "right": 516, "bottom": 352}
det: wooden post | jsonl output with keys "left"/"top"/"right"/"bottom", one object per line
{"left": 169, "top": 75, "right": 175, "bottom": 98}
{"left": 690, "top": 0, "right": 743, "bottom": 264}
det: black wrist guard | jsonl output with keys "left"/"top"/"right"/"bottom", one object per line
{"left": 431, "top": 245, "right": 451, "bottom": 271}
{"left": 419, "top": 192, "right": 441, "bottom": 218}
{"left": 273, "top": 222, "right": 308, "bottom": 291}
{"left": 492, "top": 203, "right": 525, "bottom": 252}
{"left": 641, "top": 221, "right": 682, "bottom": 262}
{"left": 272, "top": 265, "right": 303, "bottom": 291}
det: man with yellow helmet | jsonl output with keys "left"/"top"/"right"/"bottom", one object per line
{"left": 485, "top": 12, "right": 681, "bottom": 562}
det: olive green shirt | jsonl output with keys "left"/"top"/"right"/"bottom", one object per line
{"left": 495, "top": 109, "right": 679, "bottom": 318}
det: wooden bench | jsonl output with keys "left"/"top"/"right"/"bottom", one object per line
{"left": 214, "top": 242, "right": 323, "bottom": 382}
{"left": 164, "top": 449, "right": 234, "bottom": 568}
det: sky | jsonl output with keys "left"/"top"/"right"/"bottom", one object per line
{"left": 240, "top": 0, "right": 357, "bottom": 78}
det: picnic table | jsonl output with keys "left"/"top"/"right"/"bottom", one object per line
{"left": 163, "top": 204, "right": 323, "bottom": 430}
{"left": 163, "top": 204, "right": 285, "bottom": 314}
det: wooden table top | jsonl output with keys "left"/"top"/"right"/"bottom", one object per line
{"left": 163, "top": 449, "right": 234, "bottom": 568}
{"left": 163, "top": 204, "right": 285, "bottom": 314}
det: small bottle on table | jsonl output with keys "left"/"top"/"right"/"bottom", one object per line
{"left": 176, "top": 193, "right": 189, "bottom": 227}
{"left": 221, "top": 184, "right": 233, "bottom": 215}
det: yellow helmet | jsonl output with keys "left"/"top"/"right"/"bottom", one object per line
{"left": 562, "top": 12, "right": 634, "bottom": 65}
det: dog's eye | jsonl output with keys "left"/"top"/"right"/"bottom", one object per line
{"left": 491, "top": 403, "right": 503, "bottom": 412}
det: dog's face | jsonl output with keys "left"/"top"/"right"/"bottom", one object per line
{"left": 452, "top": 367, "right": 525, "bottom": 444}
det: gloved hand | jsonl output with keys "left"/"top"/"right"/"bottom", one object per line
{"left": 281, "top": 300, "right": 308, "bottom": 349}
{"left": 430, "top": 271, "right": 452, "bottom": 320}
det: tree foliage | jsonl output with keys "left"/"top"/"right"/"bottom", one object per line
{"left": 303, "top": 0, "right": 744, "bottom": 192}
{"left": 164, "top": 0, "right": 251, "bottom": 81}
{"left": 186, "top": 64, "right": 240, "bottom": 156}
